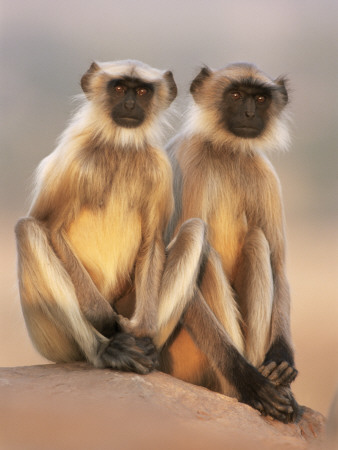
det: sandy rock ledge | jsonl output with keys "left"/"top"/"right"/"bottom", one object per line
{"left": 0, "top": 363, "right": 327, "bottom": 450}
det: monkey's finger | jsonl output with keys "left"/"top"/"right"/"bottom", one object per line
{"left": 258, "top": 361, "right": 277, "bottom": 378}
{"left": 286, "top": 368, "right": 298, "bottom": 384}
{"left": 273, "top": 367, "right": 298, "bottom": 386}
{"left": 266, "top": 362, "right": 298, "bottom": 386}
{"left": 267, "top": 361, "right": 290, "bottom": 382}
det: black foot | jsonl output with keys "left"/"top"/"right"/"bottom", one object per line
{"left": 238, "top": 366, "right": 298, "bottom": 423}
{"left": 98, "top": 332, "right": 158, "bottom": 374}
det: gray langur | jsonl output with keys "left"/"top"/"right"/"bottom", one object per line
{"left": 156, "top": 63, "right": 298, "bottom": 423}
{"left": 15, "top": 60, "right": 206, "bottom": 374}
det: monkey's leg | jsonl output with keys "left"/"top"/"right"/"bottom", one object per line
{"left": 15, "top": 218, "right": 157, "bottom": 374}
{"left": 159, "top": 221, "right": 243, "bottom": 348}
{"left": 155, "top": 218, "right": 208, "bottom": 347}
{"left": 158, "top": 242, "right": 244, "bottom": 394}
{"left": 158, "top": 244, "right": 244, "bottom": 360}
{"left": 259, "top": 288, "right": 298, "bottom": 386}
{"left": 155, "top": 224, "right": 296, "bottom": 423}
{"left": 50, "top": 229, "right": 118, "bottom": 338}
{"left": 233, "top": 227, "right": 273, "bottom": 367}
{"left": 234, "top": 227, "right": 298, "bottom": 385}
{"left": 200, "top": 248, "right": 244, "bottom": 353}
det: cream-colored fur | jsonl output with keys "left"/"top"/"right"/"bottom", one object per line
{"left": 160, "top": 63, "right": 295, "bottom": 402}
{"left": 15, "top": 60, "right": 179, "bottom": 371}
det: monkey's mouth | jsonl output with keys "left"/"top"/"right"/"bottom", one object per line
{"left": 113, "top": 117, "right": 144, "bottom": 128}
{"left": 233, "top": 126, "right": 261, "bottom": 138}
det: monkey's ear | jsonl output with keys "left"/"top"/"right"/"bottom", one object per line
{"left": 81, "top": 62, "right": 100, "bottom": 95}
{"left": 164, "top": 71, "right": 178, "bottom": 104}
{"left": 190, "top": 66, "right": 212, "bottom": 99}
{"left": 275, "top": 76, "right": 289, "bottom": 105}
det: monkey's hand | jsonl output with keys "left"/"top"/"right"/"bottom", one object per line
{"left": 260, "top": 338, "right": 298, "bottom": 386}
{"left": 258, "top": 361, "right": 298, "bottom": 386}
{"left": 97, "top": 332, "right": 158, "bottom": 374}
{"left": 237, "top": 365, "right": 299, "bottom": 423}
{"left": 258, "top": 336, "right": 298, "bottom": 386}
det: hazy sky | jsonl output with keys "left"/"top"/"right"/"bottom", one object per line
{"left": 1, "top": 0, "right": 338, "bottom": 217}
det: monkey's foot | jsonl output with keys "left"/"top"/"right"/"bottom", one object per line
{"left": 255, "top": 384, "right": 300, "bottom": 423}
{"left": 239, "top": 371, "right": 298, "bottom": 423}
{"left": 275, "top": 385, "right": 301, "bottom": 423}
{"left": 97, "top": 333, "right": 158, "bottom": 374}
{"left": 259, "top": 361, "right": 298, "bottom": 386}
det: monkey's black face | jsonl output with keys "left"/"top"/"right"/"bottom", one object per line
{"left": 107, "top": 77, "right": 154, "bottom": 128}
{"left": 221, "top": 84, "right": 272, "bottom": 138}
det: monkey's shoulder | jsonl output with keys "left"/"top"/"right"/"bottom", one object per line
{"left": 135, "top": 145, "right": 173, "bottom": 191}
{"left": 145, "top": 145, "right": 173, "bottom": 172}
{"left": 245, "top": 153, "right": 281, "bottom": 190}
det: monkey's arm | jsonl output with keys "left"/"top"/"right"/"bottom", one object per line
{"left": 258, "top": 275, "right": 298, "bottom": 386}
{"left": 257, "top": 173, "right": 298, "bottom": 385}
{"left": 29, "top": 155, "right": 119, "bottom": 337}
{"left": 120, "top": 157, "right": 173, "bottom": 338}
{"left": 130, "top": 231, "right": 166, "bottom": 337}
{"left": 50, "top": 228, "right": 119, "bottom": 337}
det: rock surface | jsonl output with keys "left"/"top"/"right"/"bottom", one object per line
{"left": 0, "top": 363, "right": 327, "bottom": 450}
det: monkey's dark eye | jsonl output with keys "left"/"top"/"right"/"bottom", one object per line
{"left": 136, "top": 87, "right": 148, "bottom": 96}
{"left": 230, "top": 91, "right": 242, "bottom": 100}
{"left": 256, "top": 95, "right": 266, "bottom": 104}
{"left": 114, "top": 85, "right": 126, "bottom": 95}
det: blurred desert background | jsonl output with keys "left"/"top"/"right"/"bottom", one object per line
{"left": 1, "top": 0, "right": 337, "bottom": 418}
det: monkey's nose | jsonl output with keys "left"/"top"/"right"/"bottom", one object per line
{"left": 124, "top": 100, "right": 135, "bottom": 110}
{"left": 245, "top": 110, "right": 255, "bottom": 118}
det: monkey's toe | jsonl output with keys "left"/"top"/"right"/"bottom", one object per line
{"left": 263, "top": 384, "right": 299, "bottom": 423}
{"left": 244, "top": 375, "right": 298, "bottom": 423}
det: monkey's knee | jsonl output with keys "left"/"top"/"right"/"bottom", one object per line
{"left": 166, "top": 218, "right": 208, "bottom": 275}
{"left": 167, "top": 218, "right": 207, "bottom": 253}
{"left": 243, "top": 227, "right": 270, "bottom": 257}
{"left": 15, "top": 216, "right": 40, "bottom": 241}
{"left": 23, "top": 307, "right": 83, "bottom": 362}
{"left": 15, "top": 217, "right": 50, "bottom": 255}
{"left": 176, "top": 218, "right": 207, "bottom": 241}
{"left": 157, "top": 220, "right": 208, "bottom": 348}
{"left": 240, "top": 227, "right": 272, "bottom": 285}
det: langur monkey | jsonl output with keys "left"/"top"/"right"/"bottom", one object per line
{"left": 15, "top": 60, "right": 206, "bottom": 374}
{"left": 156, "top": 63, "right": 298, "bottom": 423}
